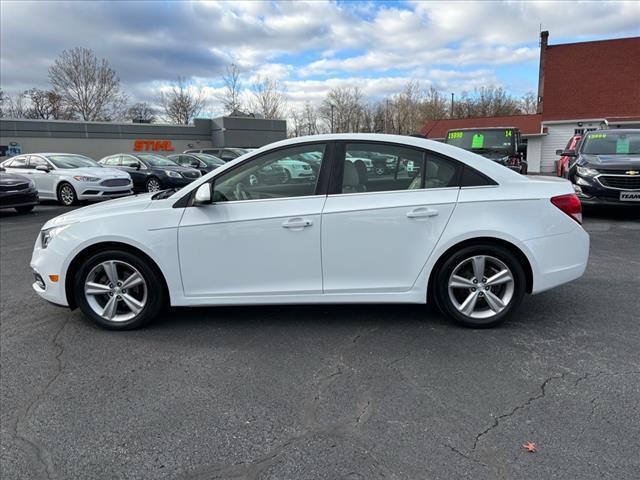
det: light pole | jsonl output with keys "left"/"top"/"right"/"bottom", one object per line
{"left": 451, "top": 93, "right": 455, "bottom": 118}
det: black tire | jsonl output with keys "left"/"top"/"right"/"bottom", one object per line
{"left": 15, "top": 205, "right": 35, "bottom": 213}
{"left": 74, "top": 249, "right": 165, "bottom": 330}
{"left": 433, "top": 244, "right": 526, "bottom": 328}
{"left": 145, "top": 177, "right": 162, "bottom": 192}
{"left": 57, "top": 182, "right": 77, "bottom": 206}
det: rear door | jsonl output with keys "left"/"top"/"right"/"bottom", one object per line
{"left": 321, "top": 142, "right": 460, "bottom": 293}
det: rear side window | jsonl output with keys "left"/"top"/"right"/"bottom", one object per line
{"left": 339, "top": 143, "right": 462, "bottom": 194}
{"left": 6, "top": 156, "right": 28, "bottom": 168}
{"left": 460, "top": 166, "right": 497, "bottom": 187}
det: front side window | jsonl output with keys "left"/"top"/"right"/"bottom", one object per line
{"left": 45, "top": 154, "right": 99, "bottom": 169}
{"left": 136, "top": 153, "right": 177, "bottom": 167}
{"left": 29, "top": 156, "right": 50, "bottom": 169}
{"left": 121, "top": 156, "right": 139, "bottom": 167}
{"left": 340, "top": 143, "right": 460, "bottom": 194}
{"left": 212, "top": 144, "right": 325, "bottom": 202}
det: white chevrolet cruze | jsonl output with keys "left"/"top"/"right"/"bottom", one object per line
{"left": 30, "top": 134, "right": 589, "bottom": 329}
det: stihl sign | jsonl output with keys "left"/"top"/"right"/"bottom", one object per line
{"left": 133, "top": 140, "right": 175, "bottom": 152}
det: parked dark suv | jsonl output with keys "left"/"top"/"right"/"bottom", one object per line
{"left": 565, "top": 129, "right": 640, "bottom": 205}
{"left": 167, "top": 153, "right": 225, "bottom": 175}
{"left": 98, "top": 153, "right": 201, "bottom": 192}
{"left": 445, "top": 127, "right": 527, "bottom": 174}
{"left": 183, "top": 148, "right": 250, "bottom": 162}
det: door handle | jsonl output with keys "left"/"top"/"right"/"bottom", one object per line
{"left": 406, "top": 208, "right": 439, "bottom": 219}
{"left": 282, "top": 218, "right": 313, "bottom": 229}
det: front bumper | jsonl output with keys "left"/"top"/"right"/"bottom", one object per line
{"left": 0, "top": 189, "right": 39, "bottom": 209}
{"left": 573, "top": 176, "right": 640, "bottom": 206}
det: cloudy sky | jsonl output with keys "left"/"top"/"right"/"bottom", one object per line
{"left": 1, "top": 0, "right": 639, "bottom": 115}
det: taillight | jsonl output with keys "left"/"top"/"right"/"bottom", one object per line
{"left": 551, "top": 193, "right": 582, "bottom": 224}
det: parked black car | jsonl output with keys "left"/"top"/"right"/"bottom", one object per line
{"left": 183, "top": 147, "right": 250, "bottom": 162}
{"left": 564, "top": 129, "right": 640, "bottom": 205}
{"left": 166, "top": 153, "right": 225, "bottom": 175}
{"left": 98, "top": 153, "right": 201, "bottom": 192}
{"left": 0, "top": 165, "right": 39, "bottom": 212}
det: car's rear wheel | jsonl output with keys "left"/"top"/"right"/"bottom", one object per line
{"left": 15, "top": 205, "right": 35, "bottom": 213}
{"left": 74, "top": 250, "right": 165, "bottom": 330}
{"left": 57, "top": 182, "right": 77, "bottom": 206}
{"left": 434, "top": 244, "right": 525, "bottom": 328}
{"left": 145, "top": 177, "right": 162, "bottom": 192}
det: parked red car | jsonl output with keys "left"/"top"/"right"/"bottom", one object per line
{"left": 556, "top": 134, "right": 582, "bottom": 177}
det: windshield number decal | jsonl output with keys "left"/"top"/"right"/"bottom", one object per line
{"left": 448, "top": 132, "right": 464, "bottom": 140}
{"left": 616, "top": 137, "right": 630, "bottom": 154}
{"left": 471, "top": 134, "right": 484, "bottom": 149}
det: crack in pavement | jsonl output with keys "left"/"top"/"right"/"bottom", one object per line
{"left": 443, "top": 443, "right": 488, "bottom": 468}
{"left": 472, "top": 373, "right": 565, "bottom": 451}
{"left": 11, "top": 319, "right": 71, "bottom": 480}
{"left": 574, "top": 370, "right": 640, "bottom": 387}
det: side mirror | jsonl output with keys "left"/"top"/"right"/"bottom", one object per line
{"left": 0, "top": 165, "right": 5, "bottom": 172}
{"left": 35, "top": 165, "right": 50, "bottom": 172}
{"left": 561, "top": 149, "right": 577, "bottom": 157}
{"left": 135, "top": 161, "right": 141, "bottom": 170}
{"left": 194, "top": 183, "right": 212, "bottom": 205}
{"left": 190, "top": 161, "right": 200, "bottom": 168}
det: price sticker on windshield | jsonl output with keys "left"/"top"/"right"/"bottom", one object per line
{"left": 471, "top": 133, "right": 484, "bottom": 149}
{"left": 616, "top": 137, "right": 630, "bottom": 154}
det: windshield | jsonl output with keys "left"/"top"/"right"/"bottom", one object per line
{"left": 137, "top": 154, "right": 179, "bottom": 167}
{"left": 581, "top": 131, "right": 640, "bottom": 155}
{"left": 194, "top": 153, "right": 225, "bottom": 166}
{"left": 446, "top": 129, "right": 515, "bottom": 152}
{"left": 47, "top": 154, "right": 100, "bottom": 169}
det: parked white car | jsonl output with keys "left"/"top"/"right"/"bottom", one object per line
{"left": 30, "top": 134, "right": 589, "bottom": 330}
{"left": 2, "top": 153, "right": 132, "bottom": 206}
{"left": 276, "top": 157, "right": 315, "bottom": 183}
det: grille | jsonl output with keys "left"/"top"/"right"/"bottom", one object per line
{"left": 101, "top": 178, "right": 131, "bottom": 187}
{"left": 182, "top": 170, "right": 201, "bottom": 178}
{"left": 0, "top": 182, "right": 29, "bottom": 192}
{"left": 598, "top": 175, "right": 640, "bottom": 190}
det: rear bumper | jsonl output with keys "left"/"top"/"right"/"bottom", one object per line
{"left": 526, "top": 227, "right": 590, "bottom": 294}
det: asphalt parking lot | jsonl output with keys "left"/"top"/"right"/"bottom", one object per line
{"left": 1, "top": 202, "right": 639, "bottom": 480}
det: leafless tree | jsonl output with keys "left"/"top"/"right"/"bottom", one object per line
{"left": 520, "top": 91, "right": 537, "bottom": 115}
{"left": 159, "top": 77, "right": 207, "bottom": 124}
{"left": 127, "top": 102, "right": 157, "bottom": 123}
{"left": 0, "top": 90, "right": 28, "bottom": 118}
{"left": 217, "top": 63, "right": 244, "bottom": 114}
{"left": 319, "top": 87, "right": 364, "bottom": 133}
{"left": 48, "top": 47, "right": 126, "bottom": 121}
{"left": 23, "top": 88, "right": 73, "bottom": 119}
{"left": 249, "top": 76, "right": 286, "bottom": 119}
{"left": 288, "top": 102, "right": 321, "bottom": 137}
{"left": 421, "top": 86, "right": 448, "bottom": 122}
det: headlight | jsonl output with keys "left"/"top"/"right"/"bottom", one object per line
{"left": 40, "top": 225, "right": 70, "bottom": 249}
{"left": 73, "top": 175, "right": 100, "bottom": 182}
{"left": 28, "top": 179, "right": 36, "bottom": 188}
{"left": 165, "top": 170, "right": 182, "bottom": 178}
{"left": 576, "top": 166, "right": 599, "bottom": 177}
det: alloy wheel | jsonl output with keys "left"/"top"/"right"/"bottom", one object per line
{"left": 84, "top": 260, "right": 148, "bottom": 322}
{"left": 447, "top": 255, "right": 515, "bottom": 320}
{"left": 147, "top": 178, "right": 161, "bottom": 192}
{"left": 60, "top": 185, "right": 75, "bottom": 205}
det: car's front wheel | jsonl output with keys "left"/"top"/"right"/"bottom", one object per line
{"left": 57, "top": 182, "right": 77, "bottom": 206}
{"left": 434, "top": 244, "right": 526, "bottom": 328}
{"left": 74, "top": 250, "right": 165, "bottom": 329}
{"left": 145, "top": 177, "right": 162, "bottom": 192}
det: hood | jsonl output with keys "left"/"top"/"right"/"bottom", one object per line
{"left": 581, "top": 154, "right": 640, "bottom": 170}
{"left": 64, "top": 167, "right": 130, "bottom": 178}
{"left": 44, "top": 193, "right": 154, "bottom": 228}
{"left": 0, "top": 171, "right": 32, "bottom": 184}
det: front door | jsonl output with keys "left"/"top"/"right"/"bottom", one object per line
{"left": 26, "top": 155, "right": 56, "bottom": 198}
{"left": 178, "top": 143, "right": 328, "bottom": 297}
{"left": 321, "top": 142, "right": 460, "bottom": 293}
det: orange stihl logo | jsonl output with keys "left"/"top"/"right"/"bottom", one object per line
{"left": 133, "top": 140, "right": 175, "bottom": 152}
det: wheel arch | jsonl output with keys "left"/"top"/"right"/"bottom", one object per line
{"left": 427, "top": 236, "right": 534, "bottom": 301}
{"left": 65, "top": 241, "right": 170, "bottom": 309}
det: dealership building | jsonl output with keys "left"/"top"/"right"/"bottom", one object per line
{"left": 0, "top": 115, "right": 286, "bottom": 160}
{"left": 422, "top": 33, "right": 640, "bottom": 173}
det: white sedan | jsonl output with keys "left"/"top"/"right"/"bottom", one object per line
{"left": 2, "top": 153, "right": 133, "bottom": 206}
{"left": 30, "top": 134, "right": 589, "bottom": 329}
